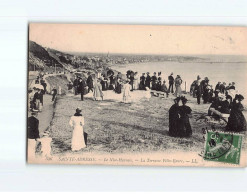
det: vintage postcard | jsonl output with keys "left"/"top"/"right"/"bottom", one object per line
{"left": 27, "top": 23, "right": 247, "bottom": 167}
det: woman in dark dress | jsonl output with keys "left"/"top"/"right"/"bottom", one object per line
{"left": 179, "top": 96, "right": 192, "bottom": 137}
{"left": 115, "top": 77, "right": 122, "bottom": 94}
{"left": 226, "top": 94, "right": 247, "bottom": 132}
{"left": 169, "top": 97, "right": 181, "bottom": 137}
{"left": 139, "top": 73, "right": 146, "bottom": 90}
{"left": 100, "top": 74, "right": 108, "bottom": 91}
{"left": 156, "top": 76, "right": 162, "bottom": 91}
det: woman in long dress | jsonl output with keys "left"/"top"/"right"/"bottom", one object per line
{"left": 174, "top": 75, "right": 182, "bottom": 97}
{"left": 69, "top": 108, "right": 86, "bottom": 151}
{"left": 169, "top": 97, "right": 181, "bottom": 137}
{"left": 226, "top": 94, "right": 247, "bottom": 132}
{"left": 93, "top": 79, "right": 104, "bottom": 101}
{"left": 115, "top": 77, "right": 122, "bottom": 94}
{"left": 123, "top": 80, "right": 131, "bottom": 103}
{"left": 178, "top": 96, "right": 192, "bottom": 137}
{"left": 133, "top": 72, "right": 139, "bottom": 90}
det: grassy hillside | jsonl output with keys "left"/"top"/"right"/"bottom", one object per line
{"left": 29, "top": 41, "right": 63, "bottom": 71}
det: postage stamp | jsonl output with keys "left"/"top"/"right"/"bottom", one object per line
{"left": 203, "top": 131, "right": 243, "bottom": 164}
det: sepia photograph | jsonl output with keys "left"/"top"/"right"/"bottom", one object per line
{"left": 27, "top": 23, "right": 247, "bottom": 167}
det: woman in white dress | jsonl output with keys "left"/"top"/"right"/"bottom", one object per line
{"left": 133, "top": 72, "right": 139, "bottom": 90}
{"left": 69, "top": 108, "right": 86, "bottom": 151}
{"left": 174, "top": 75, "right": 183, "bottom": 97}
{"left": 123, "top": 80, "right": 131, "bottom": 103}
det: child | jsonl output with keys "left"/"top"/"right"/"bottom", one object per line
{"left": 144, "top": 87, "right": 151, "bottom": 101}
{"left": 38, "top": 131, "right": 52, "bottom": 158}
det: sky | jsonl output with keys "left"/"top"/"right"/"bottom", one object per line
{"left": 29, "top": 23, "right": 247, "bottom": 55}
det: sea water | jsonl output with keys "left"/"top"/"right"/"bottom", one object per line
{"left": 113, "top": 61, "right": 247, "bottom": 104}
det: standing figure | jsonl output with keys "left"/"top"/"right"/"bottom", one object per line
{"left": 168, "top": 72, "right": 174, "bottom": 93}
{"left": 190, "top": 80, "right": 197, "bottom": 97}
{"left": 69, "top": 108, "right": 86, "bottom": 151}
{"left": 73, "top": 77, "right": 79, "bottom": 95}
{"left": 40, "top": 79, "right": 47, "bottom": 94}
{"left": 39, "top": 131, "right": 52, "bottom": 158}
{"left": 27, "top": 112, "right": 40, "bottom": 159}
{"left": 156, "top": 74, "right": 162, "bottom": 91}
{"left": 109, "top": 74, "right": 115, "bottom": 90}
{"left": 129, "top": 71, "right": 135, "bottom": 91}
{"left": 215, "top": 81, "right": 221, "bottom": 91}
{"left": 78, "top": 78, "right": 86, "bottom": 101}
{"left": 123, "top": 80, "right": 131, "bottom": 103}
{"left": 139, "top": 73, "right": 146, "bottom": 90}
{"left": 145, "top": 72, "right": 151, "bottom": 89}
{"left": 179, "top": 96, "right": 192, "bottom": 137}
{"left": 219, "top": 82, "right": 226, "bottom": 94}
{"left": 226, "top": 94, "right": 247, "bottom": 132}
{"left": 93, "top": 79, "right": 104, "bottom": 101}
{"left": 174, "top": 75, "right": 182, "bottom": 97}
{"left": 195, "top": 76, "right": 202, "bottom": 104}
{"left": 100, "top": 74, "right": 108, "bottom": 91}
{"left": 133, "top": 72, "right": 139, "bottom": 90}
{"left": 33, "top": 88, "right": 42, "bottom": 111}
{"left": 86, "top": 73, "right": 94, "bottom": 93}
{"left": 169, "top": 97, "right": 181, "bottom": 137}
{"left": 115, "top": 77, "right": 122, "bottom": 94}
{"left": 151, "top": 72, "right": 157, "bottom": 90}
{"left": 51, "top": 87, "right": 57, "bottom": 102}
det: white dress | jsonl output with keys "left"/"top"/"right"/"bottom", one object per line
{"left": 69, "top": 116, "right": 86, "bottom": 151}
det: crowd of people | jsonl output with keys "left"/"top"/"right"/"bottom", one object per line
{"left": 28, "top": 75, "right": 56, "bottom": 158}
{"left": 28, "top": 70, "right": 247, "bottom": 155}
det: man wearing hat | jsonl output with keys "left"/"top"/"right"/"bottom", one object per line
{"left": 145, "top": 72, "right": 151, "bottom": 89}
{"left": 168, "top": 72, "right": 174, "bottom": 94}
{"left": 78, "top": 78, "right": 86, "bottom": 101}
{"left": 27, "top": 111, "right": 40, "bottom": 159}
{"left": 86, "top": 72, "right": 94, "bottom": 93}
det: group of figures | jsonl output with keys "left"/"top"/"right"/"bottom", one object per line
{"left": 132, "top": 71, "right": 183, "bottom": 97}
{"left": 169, "top": 96, "right": 192, "bottom": 137}
{"left": 28, "top": 76, "right": 57, "bottom": 112}
{"left": 190, "top": 75, "right": 236, "bottom": 105}
{"left": 28, "top": 69, "right": 247, "bottom": 155}
{"left": 28, "top": 76, "right": 57, "bottom": 158}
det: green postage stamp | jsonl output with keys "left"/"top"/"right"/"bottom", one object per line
{"left": 203, "top": 131, "right": 243, "bottom": 164}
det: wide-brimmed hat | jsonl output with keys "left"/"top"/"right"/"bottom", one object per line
{"left": 76, "top": 107, "right": 82, "bottom": 113}
{"left": 235, "top": 94, "right": 244, "bottom": 101}
{"left": 180, "top": 96, "right": 188, "bottom": 103}
{"left": 174, "top": 97, "right": 180, "bottom": 102}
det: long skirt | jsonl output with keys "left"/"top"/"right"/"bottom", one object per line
{"left": 175, "top": 85, "right": 182, "bottom": 97}
{"left": 71, "top": 125, "right": 86, "bottom": 151}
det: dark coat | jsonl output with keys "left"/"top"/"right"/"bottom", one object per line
{"left": 226, "top": 101, "right": 247, "bottom": 132}
{"left": 27, "top": 116, "right": 40, "bottom": 139}
{"left": 86, "top": 75, "right": 94, "bottom": 89}
{"left": 178, "top": 105, "right": 192, "bottom": 137}
{"left": 139, "top": 76, "right": 145, "bottom": 90}
{"left": 145, "top": 75, "right": 151, "bottom": 88}
{"left": 168, "top": 75, "right": 174, "bottom": 84}
{"left": 169, "top": 103, "right": 180, "bottom": 137}
{"left": 78, "top": 80, "right": 86, "bottom": 94}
